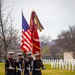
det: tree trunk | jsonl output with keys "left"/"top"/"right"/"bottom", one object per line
{"left": 0, "top": 49, "right": 1, "bottom": 61}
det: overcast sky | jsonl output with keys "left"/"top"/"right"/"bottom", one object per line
{"left": 4, "top": 0, "right": 75, "bottom": 39}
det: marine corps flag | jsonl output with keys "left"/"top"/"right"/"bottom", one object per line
{"left": 30, "top": 11, "right": 44, "bottom": 54}
{"left": 30, "top": 11, "right": 44, "bottom": 32}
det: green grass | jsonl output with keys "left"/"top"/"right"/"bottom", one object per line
{"left": 0, "top": 63, "right": 5, "bottom": 75}
{"left": 42, "top": 64, "right": 75, "bottom": 75}
{"left": 0, "top": 63, "right": 75, "bottom": 75}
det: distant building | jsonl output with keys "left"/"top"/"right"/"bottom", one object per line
{"left": 64, "top": 52, "right": 74, "bottom": 60}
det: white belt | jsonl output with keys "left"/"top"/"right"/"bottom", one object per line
{"left": 18, "top": 68, "right": 22, "bottom": 71}
{"left": 35, "top": 68, "right": 41, "bottom": 70}
{"left": 7, "top": 66, "right": 15, "bottom": 70}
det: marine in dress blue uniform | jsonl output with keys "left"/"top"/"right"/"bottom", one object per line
{"left": 24, "top": 51, "right": 33, "bottom": 75}
{"left": 16, "top": 53, "right": 24, "bottom": 75}
{"left": 32, "top": 52, "right": 46, "bottom": 75}
{"left": 5, "top": 52, "right": 16, "bottom": 75}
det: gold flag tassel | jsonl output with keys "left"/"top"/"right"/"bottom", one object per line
{"left": 34, "top": 11, "right": 44, "bottom": 32}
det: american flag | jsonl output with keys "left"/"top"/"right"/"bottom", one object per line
{"left": 21, "top": 12, "right": 32, "bottom": 52}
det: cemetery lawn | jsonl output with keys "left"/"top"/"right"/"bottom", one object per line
{"left": 0, "top": 63, "right": 75, "bottom": 75}
{"left": 0, "top": 63, "right": 5, "bottom": 75}
{"left": 42, "top": 64, "right": 75, "bottom": 75}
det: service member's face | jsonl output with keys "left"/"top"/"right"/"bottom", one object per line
{"left": 27, "top": 54, "right": 31, "bottom": 58}
{"left": 9, "top": 54, "right": 13, "bottom": 58}
{"left": 18, "top": 55, "right": 22, "bottom": 59}
{"left": 36, "top": 56, "right": 40, "bottom": 60}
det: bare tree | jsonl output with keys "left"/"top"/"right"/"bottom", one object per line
{"left": 0, "top": 0, "right": 19, "bottom": 60}
{"left": 57, "top": 26, "right": 75, "bottom": 58}
{"left": 40, "top": 35, "right": 51, "bottom": 58}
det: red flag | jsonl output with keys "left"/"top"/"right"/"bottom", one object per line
{"left": 21, "top": 12, "right": 32, "bottom": 52}
{"left": 30, "top": 11, "right": 41, "bottom": 54}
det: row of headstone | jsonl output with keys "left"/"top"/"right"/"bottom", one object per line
{"left": 42, "top": 59, "right": 75, "bottom": 71}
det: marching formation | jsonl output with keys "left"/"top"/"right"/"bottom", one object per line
{"left": 5, "top": 11, "right": 45, "bottom": 75}
{"left": 5, "top": 51, "right": 46, "bottom": 75}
